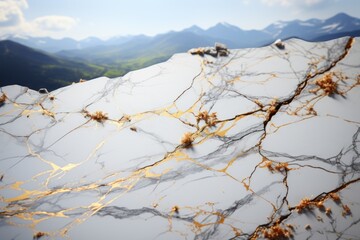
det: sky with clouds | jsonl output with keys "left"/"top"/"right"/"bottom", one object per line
{"left": 1, "top": 0, "right": 360, "bottom": 40}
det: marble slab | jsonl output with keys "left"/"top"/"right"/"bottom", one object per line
{"left": 0, "top": 37, "right": 359, "bottom": 239}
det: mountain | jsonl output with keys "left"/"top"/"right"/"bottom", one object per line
{"left": 0, "top": 40, "right": 105, "bottom": 90}
{"left": 7, "top": 36, "right": 81, "bottom": 53}
{"left": 312, "top": 29, "right": 360, "bottom": 41}
{"left": 6, "top": 35, "right": 153, "bottom": 53}
{"left": 78, "top": 36, "right": 105, "bottom": 49}
{"left": 264, "top": 12, "right": 360, "bottom": 40}
{"left": 105, "top": 35, "right": 149, "bottom": 46}
{"left": 202, "top": 22, "right": 271, "bottom": 47}
{"left": 322, "top": 12, "right": 360, "bottom": 33}
{"left": 1, "top": 37, "right": 359, "bottom": 240}
{"left": 183, "top": 25, "right": 205, "bottom": 35}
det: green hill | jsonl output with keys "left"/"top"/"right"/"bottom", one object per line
{"left": 0, "top": 40, "right": 105, "bottom": 91}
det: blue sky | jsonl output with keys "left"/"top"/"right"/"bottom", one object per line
{"left": 1, "top": 0, "right": 360, "bottom": 40}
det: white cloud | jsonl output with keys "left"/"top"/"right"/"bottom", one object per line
{"left": 33, "top": 16, "right": 77, "bottom": 32}
{"left": 0, "top": 1, "right": 77, "bottom": 38}
{"left": 0, "top": 0, "right": 27, "bottom": 27}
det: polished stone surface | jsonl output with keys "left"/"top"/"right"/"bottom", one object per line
{"left": 0, "top": 37, "right": 360, "bottom": 239}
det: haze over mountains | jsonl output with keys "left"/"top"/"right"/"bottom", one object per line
{"left": 1, "top": 13, "right": 360, "bottom": 90}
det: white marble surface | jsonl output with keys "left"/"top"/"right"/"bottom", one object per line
{"left": 0, "top": 37, "right": 360, "bottom": 240}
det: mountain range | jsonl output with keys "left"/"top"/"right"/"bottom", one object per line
{"left": 1, "top": 12, "right": 360, "bottom": 90}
